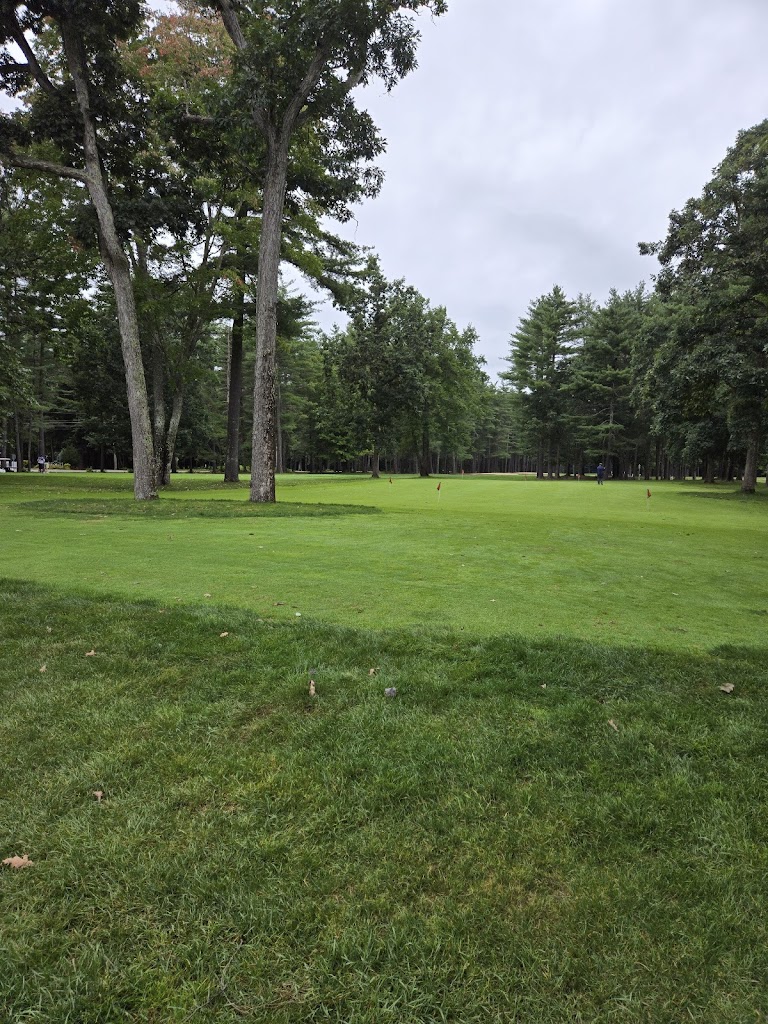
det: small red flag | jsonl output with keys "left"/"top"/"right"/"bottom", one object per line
{"left": 436, "top": 482, "right": 441, "bottom": 491}
{"left": 647, "top": 489, "right": 652, "bottom": 499}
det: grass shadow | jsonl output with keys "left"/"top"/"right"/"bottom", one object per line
{"left": 11, "top": 499, "right": 382, "bottom": 519}
{"left": 1, "top": 578, "right": 766, "bottom": 1022}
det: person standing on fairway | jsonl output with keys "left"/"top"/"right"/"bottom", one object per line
{"left": 596, "top": 463, "right": 605, "bottom": 485}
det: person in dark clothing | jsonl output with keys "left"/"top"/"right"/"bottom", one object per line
{"left": 596, "top": 463, "right": 605, "bottom": 484}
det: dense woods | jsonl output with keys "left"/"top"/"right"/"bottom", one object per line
{"left": 0, "top": 4, "right": 766, "bottom": 492}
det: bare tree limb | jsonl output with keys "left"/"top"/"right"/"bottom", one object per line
{"left": 284, "top": 45, "right": 332, "bottom": 133}
{"left": 210, "top": 1, "right": 269, "bottom": 137}
{"left": 295, "top": 57, "right": 366, "bottom": 129}
{"left": 8, "top": 19, "right": 59, "bottom": 98}
{"left": 183, "top": 112, "right": 215, "bottom": 125}
{"left": 0, "top": 150, "right": 91, "bottom": 184}
{"left": 212, "top": 0, "right": 247, "bottom": 51}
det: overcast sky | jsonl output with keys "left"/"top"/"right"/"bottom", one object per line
{"left": 298, "top": 0, "right": 768, "bottom": 377}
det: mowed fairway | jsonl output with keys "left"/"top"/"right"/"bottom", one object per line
{"left": 0, "top": 471, "right": 766, "bottom": 649}
{"left": 1, "top": 473, "right": 767, "bottom": 1023}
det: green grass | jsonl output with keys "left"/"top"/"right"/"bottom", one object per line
{"left": 0, "top": 471, "right": 766, "bottom": 648}
{"left": 1, "top": 473, "right": 767, "bottom": 1022}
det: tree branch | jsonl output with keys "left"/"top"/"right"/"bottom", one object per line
{"left": 211, "top": 0, "right": 247, "bottom": 51}
{"left": 9, "top": 20, "right": 59, "bottom": 98}
{"left": 210, "top": 2, "right": 269, "bottom": 137}
{"left": 284, "top": 45, "right": 332, "bottom": 133}
{"left": 183, "top": 112, "right": 215, "bottom": 125}
{"left": 0, "top": 150, "right": 91, "bottom": 184}
{"left": 295, "top": 54, "right": 367, "bottom": 129}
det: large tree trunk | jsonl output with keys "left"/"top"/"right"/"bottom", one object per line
{"left": 250, "top": 141, "right": 290, "bottom": 503}
{"left": 741, "top": 428, "right": 761, "bottom": 493}
{"left": 163, "top": 386, "right": 185, "bottom": 486}
{"left": 419, "top": 418, "right": 431, "bottom": 477}
{"left": 225, "top": 284, "right": 246, "bottom": 482}
{"left": 150, "top": 336, "right": 167, "bottom": 491}
{"left": 61, "top": 20, "right": 155, "bottom": 500}
{"left": 275, "top": 382, "right": 285, "bottom": 474}
{"left": 14, "top": 412, "right": 22, "bottom": 470}
{"left": 371, "top": 449, "right": 381, "bottom": 479}
{"left": 37, "top": 337, "right": 46, "bottom": 458}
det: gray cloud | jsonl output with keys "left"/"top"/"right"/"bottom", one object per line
{"left": 305, "top": 0, "right": 768, "bottom": 377}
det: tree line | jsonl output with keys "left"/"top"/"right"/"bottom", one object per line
{"left": 1, "top": 4, "right": 766, "bottom": 494}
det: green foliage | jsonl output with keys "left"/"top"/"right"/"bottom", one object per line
{"left": 502, "top": 285, "right": 582, "bottom": 475}
{"left": 323, "top": 268, "right": 487, "bottom": 471}
{"left": 640, "top": 120, "right": 768, "bottom": 489}
{"left": 0, "top": 2, "right": 149, "bottom": 177}
{"left": 569, "top": 286, "right": 651, "bottom": 469}
{"left": 57, "top": 444, "right": 80, "bottom": 467}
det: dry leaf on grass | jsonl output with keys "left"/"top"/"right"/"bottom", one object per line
{"left": 220, "top": 632, "right": 230, "bottom": 638}
{"left": 2, "top": 854, "right": 33, "bottom": 869}
{"left": 204, "top": 593, "right": 212, "bottom": 598}
{"left": 39, "top": 664, "right": 47, "bottom": 673}
{"left": 46, "top": 626, "right": 52, "bottom": 633}
{"left": 92, "top": 790, "right": 104, "bottom": 803}
{"left": 608, "top": 719, "right": 620, "bottom": 732}
{"left": 719, "top": 683, "right": 735, "bottom": 694}
{"left": 309, "top": 680, "right": 316, "bottom": 697}
{"left": 85, "top": 650, "right": 96, "bottom": 657}
{"left": 368, "top": 668, "right": 378, "bottom": 676}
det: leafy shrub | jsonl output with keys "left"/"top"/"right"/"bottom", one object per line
{"left": 58, "top": 445, "right": 81, "bottom": 468}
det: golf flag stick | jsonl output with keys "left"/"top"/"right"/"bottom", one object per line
{"left": 437, "top": 481, "right": 442, "bottom": 503}
{"left": 646, "top": 487, "right": 651, "bottom": 510}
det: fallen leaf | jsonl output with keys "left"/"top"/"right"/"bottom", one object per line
{"left": 219, "top": 632, "right": 229, "bottom": 638}
{"left": 46, "top": 626, "right": 52, "bottom": 633}
{"left": 368, "top": 668, "right": 378, "bottom": 676}
{"left": 295, "top": 612, "right": 302, "bottom": 617}
{"left": 608, "top": 719, "right": 619, "bottom": 732}
{"left": 384, "top": 687, "right": 398, "bottom": 698}
{"left": 39, "top": 664, "right": 47, "bottom": 673}
{"left": 92, "top": 790, "right": 104, "bottom": 803}
{"left": 309, "top": 680, "right": 316, "bottom": 697}
{"left": 204, "top": 593, "right": 211, "bottom": 598}
{"left": 719, "top": 683, "right": 735, "bottom": 694}
{"left": 85, "top": 650, "right": 96, "bottom": 657}
{"left": 2, "top": 854, "right": 33, "bottom": 869}
{"left": 274, "top": 602, "right": 285, "bottom": 607}
{"left": 541, "top": 684, "right": 547, "bottom": 689}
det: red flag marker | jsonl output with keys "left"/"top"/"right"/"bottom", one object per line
{"left": 436, "top": 482, "right": 441, "bottom": 491}
{"left": 647, "top": 489, "right": 652, "bottom": 499}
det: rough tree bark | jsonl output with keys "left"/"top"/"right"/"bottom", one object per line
{"left": 741, "top": 427, "right": 761, "bottom": 493}
{"left": 58, "top": 21, "right": 156, "bottom": 499}
{"left": 250, "top": 142, "right": 291, "bottom": 501}
{"left": 224, "top": 285, "right": 246, "bottom": 482}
